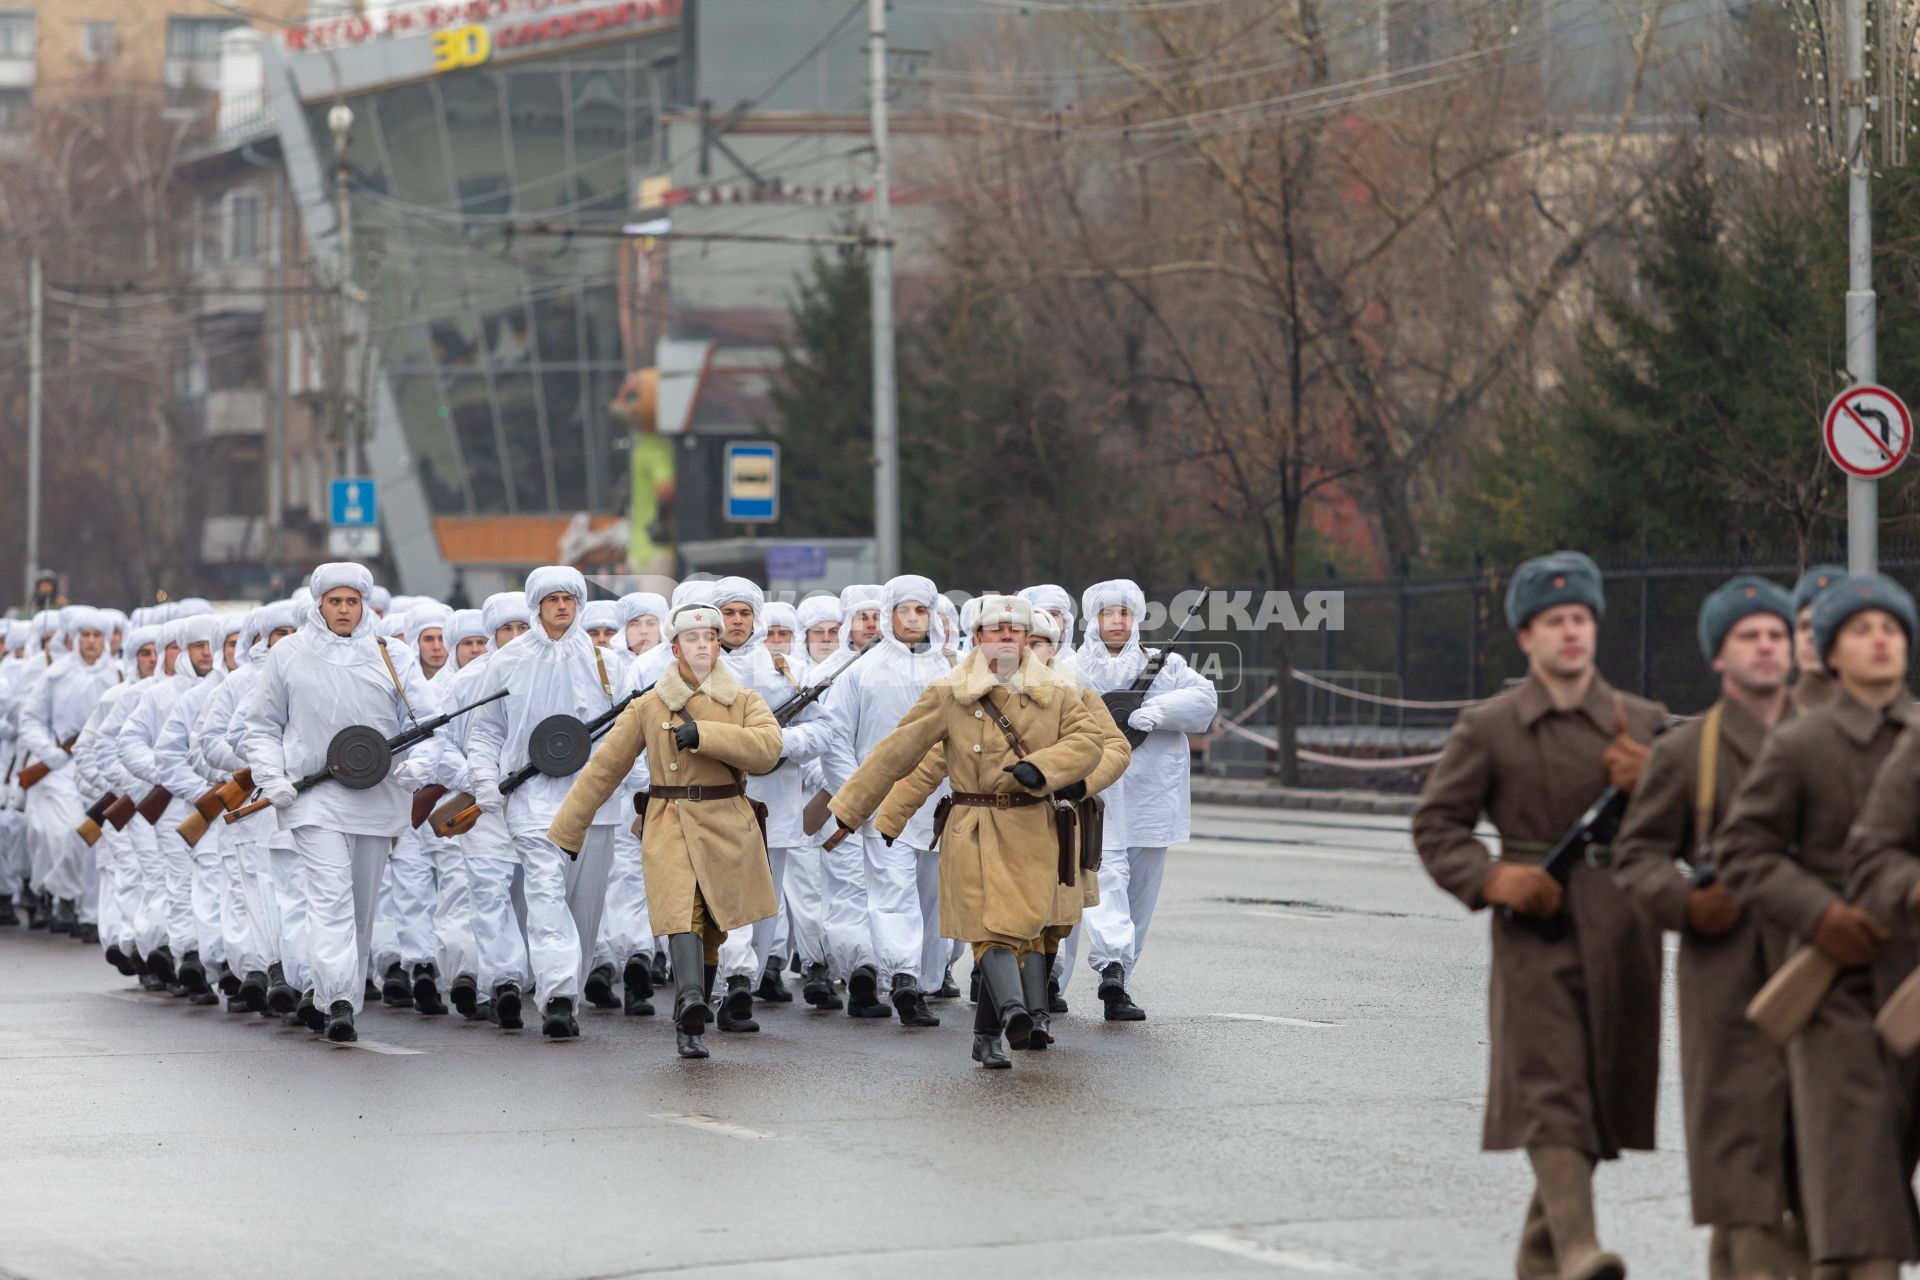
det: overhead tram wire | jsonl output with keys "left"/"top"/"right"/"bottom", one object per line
{"left": 910, "top": 0, "right": 1520, "bottom": 96}
{"left": 959, "top": 0, "right": 1702, "bottom": 121}
{"left": 0, "top": 1, "right": 1728, "bottom": 360}
{"left": 786, "top": 0, "right": 1667, "bottom": 206}
{"left": 938, "top": 0, "right": 1741, "bottom": 147}
{"left": 633, "top": 0, "right": 868, "bottom": 182}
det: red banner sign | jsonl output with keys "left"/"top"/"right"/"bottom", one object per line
{"left": 283, "top": 0, "right": 679, "bottom": 52}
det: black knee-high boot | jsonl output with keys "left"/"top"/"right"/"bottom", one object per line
{"left": 976, "top": 947, "right": 1033, "bottom": 1050}
{"left": 1019, "top": 952, "right": 1051, "bottom": 1049}
{"left": 669, "top": 933, "right": 709, "bottom": 1059}
{"left": 971, "top": 976, "right": 1010, "bottom": 1069}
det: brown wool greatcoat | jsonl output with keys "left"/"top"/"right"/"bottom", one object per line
{"left": 1789, "top": 667, "right": 1839, "bottom": 716}
{"left": 1610, "top": 696, "right": 1791, "bottom": 1226}
{"left": 1838, "top": 711, "right": 1920, "bottom": 1260}
{"left": 1715, "top": 691, "right": 1920, "bottom": 1263}
{"left": 831, "top": 649, "right": 1105, "bottom": 945}
{"left": 549, "top": 659, "right": 783, "bottom": 937}
{"left": 1411, "top": 672, "right": 1668, "bottom": 1160}
{"left": 873, "top": 678, "right": 1131, "bottom": 926}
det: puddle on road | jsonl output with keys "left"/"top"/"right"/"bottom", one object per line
{"left": 1216, "top": 896, "right": 1411, "bottom": 919}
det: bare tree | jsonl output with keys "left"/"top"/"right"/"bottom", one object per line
{"left": 923, "top": 0, "right": 1696, "bottom": 778}
{"left": 0, "top": 90, "right": 205, "bottom": 606}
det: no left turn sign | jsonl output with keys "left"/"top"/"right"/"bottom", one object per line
{"left": 1825, "top": 384, "right": 1912, "bottom": 478}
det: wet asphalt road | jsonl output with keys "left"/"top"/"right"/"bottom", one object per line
{"left": 0, "top": 804, "right": 1707, "bottom": 1280}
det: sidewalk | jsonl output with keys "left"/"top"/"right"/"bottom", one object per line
{"left": 1192, "top": 775, "right": 1417, "bottom": 817}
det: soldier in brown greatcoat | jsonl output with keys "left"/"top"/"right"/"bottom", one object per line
{"left": 1611, "top": 576, "right": 1799, "bottom": 1277}
{"left": 549, "top": 603, "right": 785, "bottom": 1061}
{"left": 868, "top": 605, "right": 1131, "bottom": 1047}
{"left": 1717, "top": 573, "right": 1920, "bottom": 1278}
{"left": 825, "top": 594, "right": 1107, "bottom": 1071}
{"left": 1789, "top": 565, "right": 1845, "bottom": 715}
{"left": 1412, "top": 551, "right": 1666, "bottom": 1280}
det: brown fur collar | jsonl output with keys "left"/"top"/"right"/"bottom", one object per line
{"left": 945, "top": 647, "right": 1062, "bottom": 708}
{"left": 657, "top": 658, "right": 742, "bottom": 711}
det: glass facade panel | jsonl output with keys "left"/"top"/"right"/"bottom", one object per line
{"left": 314, "top": 34, "right": 673, "bottom": 519}
{"left": 541, "top": 370, "right": 589, "bottom": 511}
{"left": 581, "top": 284, "right": 621, "bottom": 364}
{"left": 440, "top": 70, "right": 512, "bottom": 219}
{"left": 532, "top": 289, "right": 581, "bottom": 363}
{"left": 588, "top": 367, "right": 630, "bottom": 512}
{"left": 491, "top": 372, "right": 549, "bottom": 512}
{"left": 568, "top": 65, "right": 627, "bottom": 216}
{"left": 389, "top": 373, "right": 467, "bottom": 515}
{"left": 374, "top": 85, "right": 455, "bottom": 209}
{"left": 428, "top": 303, "right": 485, "bottom": 370}
{"left": 503, "top": 69, "right": 568, "bottom": 213}
{"left": 445, "top": 375, "right": 506, "bottom": 512}
{"left": 483, "top": 301, "right": 535, "bottom": 369}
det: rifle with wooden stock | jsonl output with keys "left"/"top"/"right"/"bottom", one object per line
{"left": 75, "top": 792, "right": 119, "bottom": 847}
{"left": 224, "top": 688, "right": 508, "bottom": 824}
{"left": 430, "top": 682, "right": 654, "bottom": 838}
{"left": 16, "top": 735, "right": 77, "bottom": 791}
{"left": 1750, "top": 905, "right": 1920, "bottom": 1055}
{"left": 177, "top": 771, "right": 257, "bottom": 848}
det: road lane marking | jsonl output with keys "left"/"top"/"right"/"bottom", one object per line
{"left": 1182, "top": 1232, "right": 1360, "bottom": 1272}
{"left": 339, "top": 1039, "right": 422, "bottom": 1055}
{"left": 650, "top": 1112, "right": 771, "bottom": 1140}
{"left": 1211, "top": 1013, "right": 1339, "bottom": 1028}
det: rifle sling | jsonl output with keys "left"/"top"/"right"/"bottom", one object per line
{"left": 670, "top": 705, "right": 745, "bottom": 790}
{"left": 375, "top": 638, "right": 418, "bottom": 727}
{"left": 1694, "top": 702, "right": 1723, "bottom": 857}
{"left": 978, "top": 691, "right": 1077, "bottom": 885}
{"left": 979, "top": 691, "right": 1033, "bottom": 759}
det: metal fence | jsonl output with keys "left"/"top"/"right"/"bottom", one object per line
{"left": 1150, "top": 541, "right": 1920, "bottom": 784}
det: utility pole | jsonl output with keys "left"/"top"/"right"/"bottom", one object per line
{"left": 327, "top": 101, "right": 360, "bottom": 479}
{"left": 1844, "top": 0, "right": 1877, "bottom": 574}
{"left": 868, "top": 0, "right": 901, "bottom": 580}
{"left": 24, "top": 252, "right": 41, "bottom": 607}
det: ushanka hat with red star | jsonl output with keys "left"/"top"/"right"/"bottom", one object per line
{"left": 1504, "top": 551, "right": 1604, "bottom": 631}
{"left": 1697, "top": 575, "right": 1792, "bottom": 661}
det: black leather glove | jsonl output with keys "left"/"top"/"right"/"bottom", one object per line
{"left": 1054, "top": 779, "right": 1087, "bottom": 801}
{"left": 558, "top": 844, "right": 580, "bottom": 863}
{"left": 673, "top": 721, "right": 700, "bottom": 750}
{"left": 1004, "top": 761, "right": 1045, "bottom": 789}
{"left": 881, "top": 832, "right": 895, "bottom": 847}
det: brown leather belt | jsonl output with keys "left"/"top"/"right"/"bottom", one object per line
{"left": 651, "top": 783, "right": 744, "bottom": 801}
{"left": 950, "top": 790, "right": 1044, "bottom": 810}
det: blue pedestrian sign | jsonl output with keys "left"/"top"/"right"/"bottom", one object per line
{"left": 331, "top": 478, "right": 377, "bottom": 528}
{"left": 723, "top": 443, "right": 779, "bottom": 523}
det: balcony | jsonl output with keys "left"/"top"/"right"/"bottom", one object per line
{"left": 191, "top": 260, "right": 267, "bottom": 310}
{"left": 211, "top": 88, "right": 275, "bottom": 153}
{"left": 205, "top": 388, "right": 265, "bottom": 437}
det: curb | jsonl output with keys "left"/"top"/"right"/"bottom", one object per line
{"left": 1192, "top": 778, "right": 1417, "bottom": 817}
